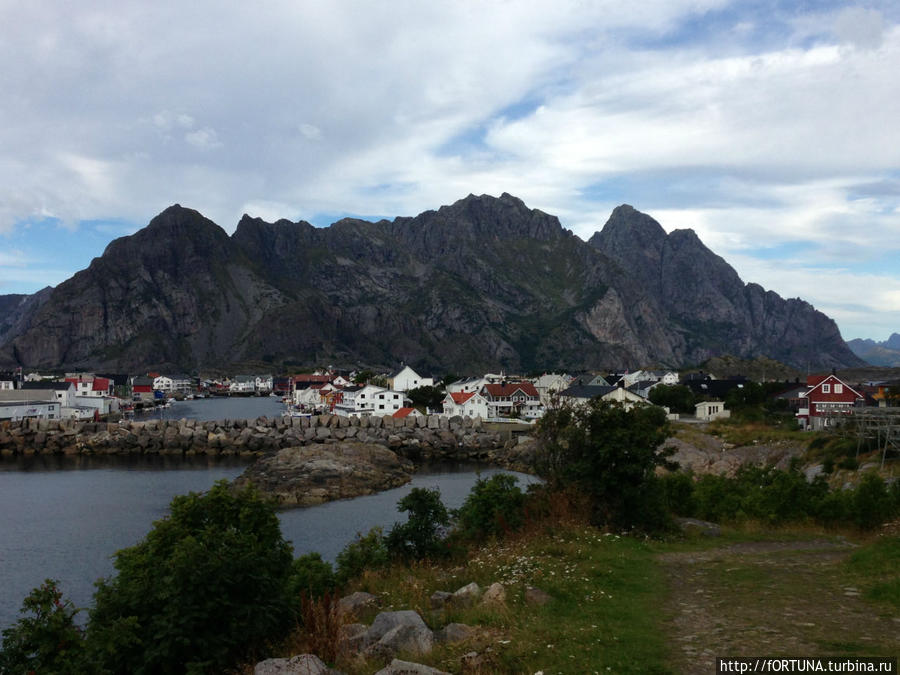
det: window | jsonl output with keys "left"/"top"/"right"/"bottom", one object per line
{"left": 834, "top": 384, "right": 843, "bottom": 394}
{"left": 822, "top": 384, "right": 830, "bottom": 393}
{"left": 378, "top": 404, "right": 384, "bottom": 410}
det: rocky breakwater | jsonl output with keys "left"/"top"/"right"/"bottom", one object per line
{"left": 0, "top": 414, "right": 507, "bottom": 462}
{"left": 232, "top": 442, "right": 414, "bottom": 506}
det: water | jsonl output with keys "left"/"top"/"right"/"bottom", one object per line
{"left": 137, "top": 395, "right": 285, "bottom": 421}
{"left": 0, "top": 458, "right": 536, "bottom": 630}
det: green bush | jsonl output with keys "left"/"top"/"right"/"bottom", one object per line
{"left": 536, "top": 400, "right": 673, "bottom": 532}
{"left": 335, "top": 527, "right": 390, "bottom": 586}
{"left": 385, "top": 487, "right": 450, "bottom": 561}
{"left": 659, "top": 471, "right": 695, "bottom": 517}
{"left": 853, "top": 472, "right": 897, "bottom": 530}
{"left": 87, "top": 480, "right": 295, "bottom": 674}
{"left": 454, "top": 473, "right": 526, "bottom": 540}
{"left": 288, "top": 552, "right": 336, "bottom": 601}
{"left": 0, "top": 579, "right": 85, "bottom": 674}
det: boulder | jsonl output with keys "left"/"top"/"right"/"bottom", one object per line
{"left": 451, "top": 582, "right": 481, "bottom": 606}
{"left": 337, "top": 591, "right": 378, "bottom": 618}
{"left": 253, "top": 653, "right": 340, "bottom": 674}
{"left": 373, "top": 659, "right": 451, "bottom": 675}
{"left": 434, "top": 622, "right": 473, "bottom": 644}
{"left": 481, "top": 582, "right": 506, "bottom": 606}
{"left": 674, "top": 517, "right": 722, "bottom": 537}
{"left": 367, "top": 610, "right": 429, "bottom": 642}
{"left": 429, "top": 591, "right": 452, "bottom": 609}
{"left": 368, "top": 623, "right": 434, "bottom": 658}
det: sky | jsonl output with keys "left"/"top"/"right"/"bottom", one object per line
{"left": 1, "top": 0, "right": 899, "bottom": 342}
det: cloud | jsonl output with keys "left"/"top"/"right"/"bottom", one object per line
{"left": 1, "top": 0, "right": 899, "bottom": 339}
{"left": 184, "top": 127, "right": 223, "bottom": 150}
{"left": 834, "top": 7, "right": 885, "bottom": 49}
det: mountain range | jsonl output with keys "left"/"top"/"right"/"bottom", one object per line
{"left": 847, "top": 334, "right": 900, "bottom": 367}
{"left": 0, "top": 193, "right": 863, "bottom": 374}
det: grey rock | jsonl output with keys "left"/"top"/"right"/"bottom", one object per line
{"left": 430, "top": 591, "right": 452, "bottom": 609}
{"left": 451, "top": 582, "right": 481, "bottom": 606}
{"left": 373, "top": 659, "right": 451, "bottom": 675}
{"left": 434, "top": 622, "right": 473, "bottom": 644}
{"left": 367, "top": 623, "right": 434, "bottom": 658}
{"left": 367, "top": 610, "right": 429, "bottom": 642}
{"left": 481, "top": 582, "right": 506, "bottom": 606}
{"left": 675, "top": 517, "right": 722, "bottom": 537}
{"left": 337, "top": 591, "right": 378, "bottom": 617}
{"left": 253, "top": 653, "right": 338, "bottom": 674}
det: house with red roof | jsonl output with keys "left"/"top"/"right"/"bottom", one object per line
{"left": 797, "top": 373, "right": 864, "bottom": 430}
{"left": 442, "top": 391, "right": 490, "bottom": 419}
{"left": 392, "top": 407, "right": 423, "bottom": 419}
{"left": 480, "top": 382, "right": 545, "bottom": 420}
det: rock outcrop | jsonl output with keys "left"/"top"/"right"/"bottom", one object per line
{"left": 0, "top": 194, "right": 861, "bottom": 372}
{"left": 231, "top": 443, "right": 414, "bottom": 506}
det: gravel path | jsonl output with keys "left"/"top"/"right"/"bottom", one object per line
{"left": 659, "top": 540, "right": 900, "bottom": 674}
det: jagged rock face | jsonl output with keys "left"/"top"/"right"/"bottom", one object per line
{"left": 0, "top": 194, "right": 862, "bottom": 372}
{"left": 588, "top": 205, "right": 862, "bottom": 369}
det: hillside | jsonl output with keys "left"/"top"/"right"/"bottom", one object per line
{"left": 0, "top": 194, "right": 863, "bottom": 373}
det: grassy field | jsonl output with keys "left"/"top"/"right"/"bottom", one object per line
{"left": 282, "top": 519, "right": 899, "bottom": 674}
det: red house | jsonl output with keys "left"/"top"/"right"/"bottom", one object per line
{"left": 797, "top": 374, "right": 864, "bottom": 430}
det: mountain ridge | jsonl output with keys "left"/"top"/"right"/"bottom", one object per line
{"left": 0, "top": 194, "right": 863, "bottom": 373}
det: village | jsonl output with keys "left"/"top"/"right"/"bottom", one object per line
{"left": 0, "top": 362, "right": 895, "bottom": 431}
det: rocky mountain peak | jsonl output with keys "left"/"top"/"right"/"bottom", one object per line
{"left": 588, "top": 204, "right": 667, "bottom": 253}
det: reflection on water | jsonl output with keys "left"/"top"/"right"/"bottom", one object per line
{"left": 0, "top": 458, "right": 537, "bottom": 630}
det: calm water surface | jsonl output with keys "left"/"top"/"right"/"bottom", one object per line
{"left": 0, "top": 456, "right": 535, "bottom": 630}
{"left": 138, "top": 395, "right": 286, "bottom": 421}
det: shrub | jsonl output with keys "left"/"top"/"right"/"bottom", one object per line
{"left": 0, "top": 579, "right": 85, "bottom": 674}
{"left": 454, "top": 473, "right": 526, "bottom": 540}
{"left": 385, "top": 487, "right": 450, "bottom": 561}
{"left": 335, "top": 527, "right": 389, "bottom": 586}
{"left": 87, "top": 480, "right": 296, "bottom": 674}
{"left": 853, "top": 472, "right": 897, "bottom": 530}
{"left": 536, "top": 400, "right": 673, "bottom": 532}
{"left": 659, "top": 471, "right": 695, "bottom": 517}
{"left": 288, "top": 552, "right": 336, "bottom": 601}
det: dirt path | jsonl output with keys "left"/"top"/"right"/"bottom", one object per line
{"left": 659, "top": 539, "right": 900, "bottom": 674}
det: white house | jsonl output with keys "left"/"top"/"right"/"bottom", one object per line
{"left": 388, "top": 365, "right": 434, "bottom": 392}
{"left": 442, "top": 391, "right": 490, "bottom": 419}
{"left": 480, "top": 382, "right": 545, "bottom": 420}
{"left": 230, "top": 375, "right": 257, "bottom": 393}
{"left": 153, "top": 375, "right": 175, "bottom": 392}
{"left": 557, "top": 383, "right": 651, "bottom": 411}
{"left": 0, "top": 390, "right": 60, "bottom": 421}
{"left": 21, "top": 381, "right": 76, "bottom": 408}
{"left": 446, "top": 376, "right": 488, "bottom": 394}
{"left": 294, "top": 384, "right": 327, "bottom": 410}
{"left": 695, "top": 400, "right": 731, "bottom": 421}
{"left": 531, "top": 373, "right": 574, "bottom": 406}
{"left": 370, "top": 387, "right": 405, "bottom": 415}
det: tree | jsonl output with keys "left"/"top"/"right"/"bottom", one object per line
{"left": 385, "top": 487, "right": 450, "bottom": 561}
{"left": 536, "top": 400, "right": 673, "bottom": 531}
{"left": 87, "top": 480, "right": 296, "bottom": 674}
{"left": 648, "top": 384, "right": 695, "bottom": 414}
{"left": 455, "top": 473, "right": 526, "bottom": 540}
{"left": 0, "top": 579, "right": 85, "bottom": 674}
{"left": 406, "top": 385, "right": 445, "bottom": 412}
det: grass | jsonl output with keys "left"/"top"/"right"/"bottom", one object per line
{"left": 299, "top": 522, "right": 672, "bottom": 674}
{"left": 845, "top": 535, "right": 900, "bottom": 610}
{"left": 266, "top": 512, "right": 900, "bottom": 673}
{"left": 705, "top": 419, "right": 810, "bottom": 447}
